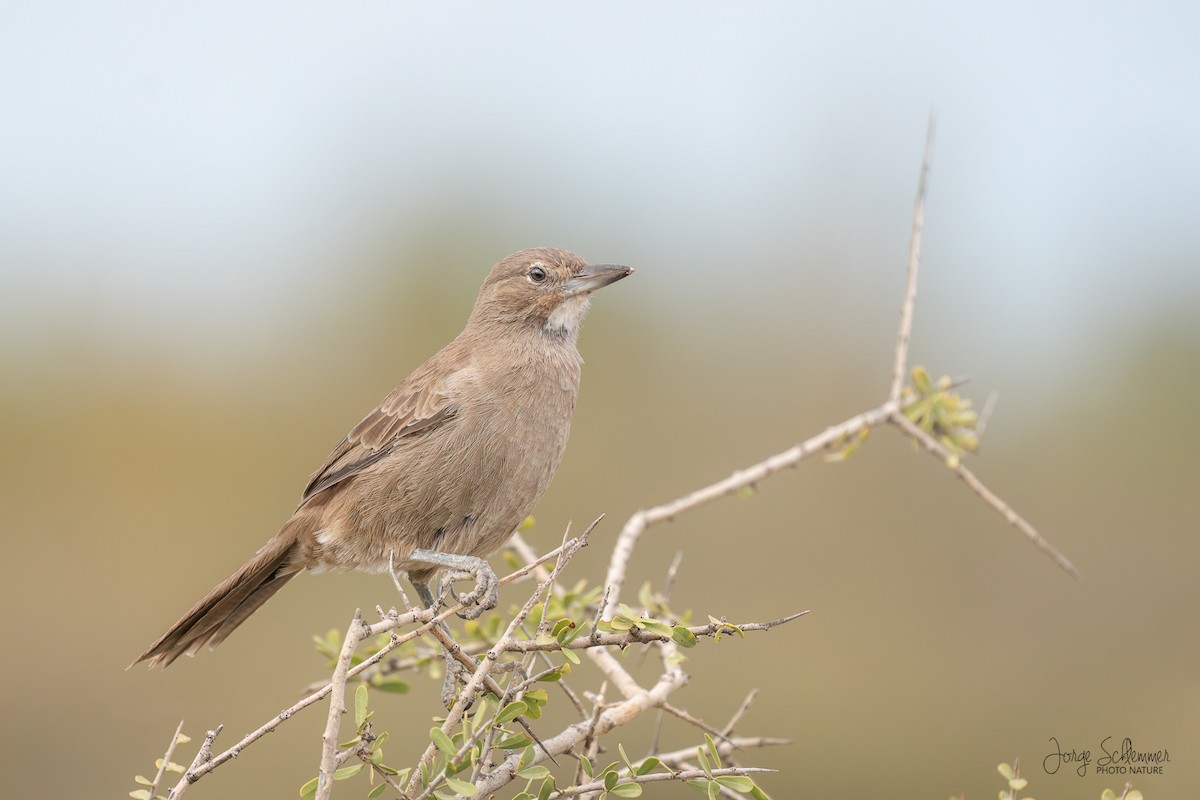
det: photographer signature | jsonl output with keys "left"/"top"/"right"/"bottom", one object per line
{"left": 1043, "top": 737, "right": 1169, "bottom": 777}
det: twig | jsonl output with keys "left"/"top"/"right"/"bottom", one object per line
{"left": 890, "top": 111, "right": 935, "bottom": 403}
{"left": 890, "top": 413, "right": 1082, "bottom": 579}
{"left": 145, "top": 720, "right": 185, "bottom": 800}
{"left": 976, "top": 389, "right": 999, "bottom": 443}
{"left": 316, "top": 610, "right": 365, "bottom": 800}
{"left": 652, "top": 735, "right": 791, "bottom": 765}
{"left": 720, "top": 689, "right": 759, "bottom": 737}
{"left": 166, "top": 725, "right": 222, "bottom": 800}
{"left": 660, "top": 702, "right": 737, "bottom": 747}
{"left": 600, "top": 405, "right": 895, "bottom": 617}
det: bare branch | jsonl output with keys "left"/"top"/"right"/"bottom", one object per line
{"left": 145, "top": 720, "right": 185, "bottom": 800}
{"left": 166, "top": 725, "right": 222, "bottom": 800}
{"left": 316, "top": 610, "right": 365, "bottom": 800}
{"left": 890, "top": 412, "right": 1082, "bottom": 579}
{"left": 976, "top": 389, "right": 1000, "bottom": 444}
{"left": 890, "top": 110, "right": 936, "bottom": 403}
{"left": 720, "top": 688, "right": 759, "bottom": 738}
{"left": 601, "top": 405, "right": 895, "bottom": 617}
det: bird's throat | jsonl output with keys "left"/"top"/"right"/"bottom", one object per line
{"left": 543, "top": 294, "right": 591, "bottom": 338}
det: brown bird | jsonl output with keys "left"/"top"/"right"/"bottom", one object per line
{"left": 133, "top": 248, "right": 632, "bottom": 669}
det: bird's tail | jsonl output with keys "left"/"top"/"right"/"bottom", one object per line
{"left": 129, "top": 517, "right": 308, "bottom": 669}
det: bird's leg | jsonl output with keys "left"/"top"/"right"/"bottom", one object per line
{"left": 408, "top": 549, "right": 499, "bottom": 620}
{"left": 412, "top": 580, "right": 473, "bottom": 710}
{"left": 407, "top": 551, "right": 498, "bottom": 709}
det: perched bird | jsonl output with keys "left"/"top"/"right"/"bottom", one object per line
{"left": 132, "top": 248, "right": 632, "bottom": 669}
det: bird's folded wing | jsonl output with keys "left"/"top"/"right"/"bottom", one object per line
{"left": 299, "top": 363, "right": 468, "bottom": 505}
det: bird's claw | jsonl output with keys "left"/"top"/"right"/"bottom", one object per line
{"left": 439, "top": 561, "right": 499, "bottom": 620}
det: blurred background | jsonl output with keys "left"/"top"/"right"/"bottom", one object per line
{"left": 2, "top": 2, "right": 1197, "bottom": 798}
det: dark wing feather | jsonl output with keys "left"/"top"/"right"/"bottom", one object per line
{"left": 299, "top": 363, "right": 466, "bottom": 506}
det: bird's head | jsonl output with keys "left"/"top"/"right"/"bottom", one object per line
{"left": 469, "top": 248, "right": 633, "bottom": 339}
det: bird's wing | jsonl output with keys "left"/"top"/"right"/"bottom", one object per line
{"left": 299, "top": 359, "right": 470, "bottom": 505}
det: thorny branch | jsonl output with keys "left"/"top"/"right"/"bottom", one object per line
{"left": 150, "top": 116, "right": 1078, "bottom": 800}
{"left": 599, "top": 113, "right": 1077, "bottom": 621}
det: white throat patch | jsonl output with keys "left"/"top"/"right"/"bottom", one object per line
{"left": 545, "top": 294, "right": 591, "bottom": 336}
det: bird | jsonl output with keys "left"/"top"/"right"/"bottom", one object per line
{"left": 132, "top": 247, "right": 633, "bottom": 670}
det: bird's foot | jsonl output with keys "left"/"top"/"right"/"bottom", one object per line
{"left": 441, "top": 566, "right": 499, "bottom": 620}
{"left": 409, "top": 549, "right": 500, "bottom": 621}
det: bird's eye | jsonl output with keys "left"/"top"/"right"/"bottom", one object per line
{"left": 528, "top": 266, "right": 547, "bottom": 284}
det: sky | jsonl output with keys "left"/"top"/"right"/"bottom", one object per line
{"left": 3, "top": 1, "right": 1198, "bottom": 369}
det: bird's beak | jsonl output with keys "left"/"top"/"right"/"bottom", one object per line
{"left": 565, "top": 264, "right": 635, "bottom": 296}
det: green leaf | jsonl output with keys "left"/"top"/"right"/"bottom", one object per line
{"left": 704, "top": 734, "right": 721, "bottom": 766}
{"left": 604, "top": 770, "right": 619, "bottom": 791}
{"left": 610, "top": 782, "right": 644, "bottom": 797}
{"left": 430, "top": 727, "right": 457, "bottom": 757}
{"left": 715, "top": 775, "right": 755, "bottom": 792}
{"left": 537, "top": 777, "right": 555, "bottom": 800}
{"left": 370, "top": 675, "right": 410, "bottom": 694}
{"left": 496, "top": 734, "right": 532, "bottom": 750}
{"left": 496, "top": 701, "right": 528, "bottom": 724}
{"left": 749, "top": 783, "right": 773, "bottom": 800}
{"left": 685, "top": 780, "right": 710, "bottom": 794}
{"left": 133, "top": 775, "right": 153, "bottom": 786}
{"left": 538, "top": 666, "right": 564, "bottom": 682}
{"left": 635, "top": 757, "right": 661, "bottom": 776}
{"left": 561, "top": 647, "right": 581, "bottom": 665}
{"left": 580, "top": 755, "right": 593, "bottom": 777}
{"left": 354, "top": 684, "right": 369, "bottom": 728}
{"left": 444, "top": 776, "right": 476, "bottom": 796}
{"left": 129, "top": 792, "right": 151, "bottom": 800}
{"left": 517, "top": 765, "right": 551, "bottom": 781}
{"left": 671, "top": 626, "right": 698, "bottom": 648}
{"left": 696, "top": 747, "right": 713, "bottom": 778}
{"left": 618, "top": 743, "right": 635, "bottom": 772}
{"left": 175, "top": 733, "right": 192, "bottom": 745}
{"left": 707, "top": 781, "right": 720, "bottom": 800}
{"left": 333, "top": 763, "right": 363, "bottom": 781}
{"left": 639, "top": 618, "right": 672, "bottom": 637}
{"left": 367, "top": 783, "right": 387, "bottom": 799}
{"left": 298, "top": 777, "right": 318, "bottom": 798}
{"left": 912, "top": 365, "right": 932, "bottom": 394}
{"left": 997, "top": 763, "right": 1015, "bottom": 780}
